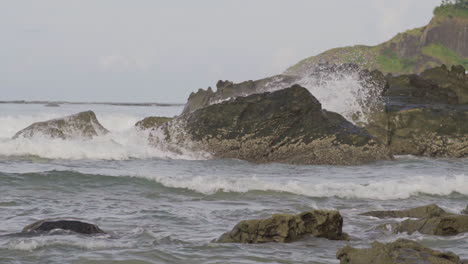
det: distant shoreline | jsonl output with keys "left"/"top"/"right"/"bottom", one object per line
{"left": 0, "top": 100, "right": 184, "bottom": 107}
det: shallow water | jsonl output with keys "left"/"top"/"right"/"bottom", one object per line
{"left": 0, "top": 103, "right": 467, "bottom": 264}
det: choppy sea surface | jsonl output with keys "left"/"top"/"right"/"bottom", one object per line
{"left": 0, "top": 103, "right": 467, "bottom": 264}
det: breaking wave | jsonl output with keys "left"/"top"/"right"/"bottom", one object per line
{"left": 0, "top": 113, "right": 207, "bottom": 161}
{"left": 139, "top": 173, "right": 468, "bottom": 200}
{"left": 13, "top": 170, "right": 467, "bottom": 200}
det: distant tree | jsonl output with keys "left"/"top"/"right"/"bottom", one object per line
{"left": 440, "top": 0, "right": 468, "bottom": 6}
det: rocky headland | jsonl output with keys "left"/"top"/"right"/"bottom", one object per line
{"left": 286, "top": 3, "right": 468, "bottom": 76}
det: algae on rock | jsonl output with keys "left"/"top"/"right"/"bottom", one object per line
{"left": 337, "top": 239, "right": 464, "bottom": 264}
{"left": 217, "top": 210, "right": 348, "bottom": 244}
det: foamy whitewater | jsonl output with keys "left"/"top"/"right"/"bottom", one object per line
{"left": 0, "top": 96, "right": 467, "bottom": 263}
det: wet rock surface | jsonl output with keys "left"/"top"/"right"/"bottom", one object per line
{"left": 13, "top": 111, "right": 109, "bottom": 140}
{"left": 217, "top": 210, "right": 348, "bottom": 244}
{"left": 366, "top": 65, "right": 468, "bottom": 158}
{"left": 22, "top": 219, "right": 105, "bottom": 235}
{"left": 383, "top": 214, "right": 468, "bottom": 236}
{"left": 135, "top": 116, "right": 173, "bottom": 131}
{"left": 361, "top": 204, "right": 448, "bottom": 219}
{"left": 337, "top": 239, "right": 464, "bottom": 264}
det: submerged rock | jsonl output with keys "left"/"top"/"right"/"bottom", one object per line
{"left": 337, "top": 239, "right": 463, "bottom": 264}
{"left": 217, "top": 210, "right": 348, "bottom": 244}
{"left": 44, "top": 103, "right": 60, "bottom": 107}
{"left": 13, "top": 111, "right": 109, "bottom": 140}
{"left": 22, "top": 219, "right": 105, "bottom": 235}
{"left": 365, "top": 65, "right": 468, "bottom": 158}
{"left": 153, "top": 85, "right": 391, "bottom": 165}
{"left": 361, "top": 204, "right": 447, "bottom": 219}
{"left": 382, "top": 214, "right": 468, "bottom": 236}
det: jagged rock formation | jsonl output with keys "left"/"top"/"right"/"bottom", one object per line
{"left": 183, "top": 63, "right": 387, "bottom": 116}
{"left": 217, "top": 210, "right": 348, "bottom": 243}
{"left": 360, "top": 204, "right": 448, "bottom": 219}
{"left": 22, "top": 219, "right": 105, "bottom": 235}
{"left": 13, "top": 111, "right": 109, "bottom": 140}
{"left": 287, "top": 4, "right": 468, "bottom": 76}
{"left": 337, "top": 239, "right": 464, "bottom": 264}
{"left": 366, "top": 65, "right": 468, "bottom": 157}
{"left": 152, "top": 85, "right": 391, "bottom": 165}
{"left": 182, "top": 75, "right": 299, "bottom": 114}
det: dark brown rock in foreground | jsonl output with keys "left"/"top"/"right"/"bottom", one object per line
{"left": 22, "top": 219, "right": 105, "bottom": 235}
{"left": 13, "top": 111, "right": 109, "bottom": 140}
{"left": 217, "top": 210, "right": 348, "bottom": 244}
{"left": 337, "top": 239, "right": 463, "bottom": 264}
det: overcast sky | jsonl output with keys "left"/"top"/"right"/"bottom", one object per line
{"left": 1, "top": 0, "right": 440, "bottom": 103}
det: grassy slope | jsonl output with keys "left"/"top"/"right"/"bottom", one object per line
{"left": 286, "top": 6, "right": 468, "bottom": 75}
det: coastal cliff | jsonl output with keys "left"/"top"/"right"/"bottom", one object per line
{"left": 286, "top": 3, "right": 468, "bottom": 76}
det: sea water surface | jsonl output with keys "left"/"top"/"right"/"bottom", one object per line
{"left": 0, "top": 102, "right": 467, "bottom": 264}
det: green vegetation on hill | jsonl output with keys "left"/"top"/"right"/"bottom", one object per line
{"left": 285, "top": 1, "right": 468, "bottom": 76}
{"left": 434, "top": 0, "right": 468, "bottom": 18}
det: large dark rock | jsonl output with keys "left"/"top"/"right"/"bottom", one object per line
{"left": 462, "top": 206, "right": 468, "bottom": 215}
{"left": 361, "top": 204, "right": 448, "bottom": 219}
{"left": 13, "top": 111, "right": 109, "bottom": 140}
{"left": 153, "top": 85, "right": 391, "bottom": 165}
{"left": 365, "top": 65, "right": 468, "bottom": 158}
{"left": 22, "top": 219, "right": 105, "bottom": 235}
{"left": 337, "top": 239, "right": 464, "bottom": 264}
{"left": 381, "top": 214, "right": 468, "bottom": 236}
{"left": 217, "top": 210, "right": 348, "bottom": 244}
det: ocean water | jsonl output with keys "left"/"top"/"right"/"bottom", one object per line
{"left": 0, "top": 102, "right": 467, "bottom": 264}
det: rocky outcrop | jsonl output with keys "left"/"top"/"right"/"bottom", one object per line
{"left": 157, "top": 85, "right": 392, "bottom": 165}
{"left": 217, "top": 210, "right": 348, "bottom": 244}
{"left": 182, "top": 63, "right": 386, "bottom": 117}
{"left": 182, "top": 75, "right": 299, "bottom": 114}
{"left": 22, "top": 219, "right": 105, "bottom": 235}
{"left": 135, "top": 116, "right": 173, "bottom": 131}
{"left": 365, "top": 65, "right": 468, "bottom": 158}
{"left": 337, "top": 239, "right": 464, "bottom": 264}
{"left": 361, "top": 204, "right": 447, "bottom": 219}
{"left": 13, "top": 111, "right": 109, "bottom": 140}
{"left": 382, "top": 214, "right": 468, "bottom": 236}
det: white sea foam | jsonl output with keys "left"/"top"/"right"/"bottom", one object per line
{"left": 3, "top": 235, "right": 134, "bottom": 251}
{"left": 298, "top": 73, "right": 380, "bottom": 123}
{"left": 0, "top": 112, "right": 207, "bottom": 160}
{"left": 134, "top": 173, "right": 468, "bottom": 200}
